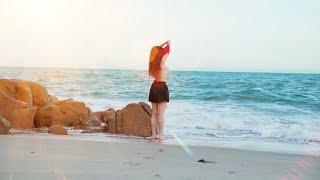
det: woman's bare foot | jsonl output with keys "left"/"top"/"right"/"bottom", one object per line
{"left": 157, "top": 136, "right": 164, "bottom": 140}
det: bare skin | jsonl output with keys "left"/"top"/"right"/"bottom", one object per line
{"left": 147, "top": 40, "right": 170, "bottom": 140}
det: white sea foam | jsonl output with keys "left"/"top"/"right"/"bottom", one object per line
{"left": 253, "top": 124, "right": 320, "bottom": 142}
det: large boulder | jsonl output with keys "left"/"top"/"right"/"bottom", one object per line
{"left": 48, "top": 125, "right": 68, "bottom": 135}
{"left": 28, "top": 82, "right": 50, "bottom": 107}
{"left": 9, "top": 79, "right": 50, "bottom": 107}
{"left": 94, "top": 108, "right": 115, "bottom": 123}
{"left": 0, "top": 79, "right": 41, "bottom": 129}
{"left": 94, "top": 108, "right": 116, "bottom": 132}
{"left": 112, "top": 102, "right": 151, "bottom": 137}
{"left": 35, "top": 99, "right": 94, "bottom": 127}
{"left": 115, "top": 109, "right": 123, "bottom": 133}
{"left": 139, "top": 102, "right": 152, "bottom": 116}
{"left": 0, "top": 115, "right": 10, "bottom": 134}
{"left": 84, "top": 115, "right": 102, "bottom": 127}
{"left": 107, "top": 113, "right": 117, "bottom": 133}
{"left": 47, "top": 95, "right": 59, "bottom": 103}
{"left": 34, "top": 104, "right": 65, "bottom": 127}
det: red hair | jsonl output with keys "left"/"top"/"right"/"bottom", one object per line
{"left": 148, "top": 46, "right": 163, "bottom": 78}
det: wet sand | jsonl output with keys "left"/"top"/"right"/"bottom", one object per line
{"left": 0, "top": 135, "right": 319, "bottom": 180}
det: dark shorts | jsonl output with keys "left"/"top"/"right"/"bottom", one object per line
{"left": 148, "top": 81, "right": 169, "bottom": 103}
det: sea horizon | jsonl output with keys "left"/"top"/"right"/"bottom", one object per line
{"left": 1, "top": 65, "right": 319, "bottom": 75}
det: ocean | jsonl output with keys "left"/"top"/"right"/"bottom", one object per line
{"left": 1, "top": 67, "right": 320, "bottom": 156}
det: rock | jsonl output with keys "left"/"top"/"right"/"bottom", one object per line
{"left": 35, "top": 99, "right": 92, "bottom": 127}
{"left": 26, "top": 81, "right": 49, "bottom": 107}
{"left": 0, "top": 115, "right": 10, "bottom": 134}
{"left": 34, "top": 104, "right": 65, "bottom": 127}
{"left": 0, "top": 79, "right": 50, "bottom": 129}
{"left": 13, "top": 81, "right": 33, "bottom": 105}
{"left": 47, "top": 95, "right": 59, "bottom": 103}
{"left": 54, "top": 99, "right": 91, "bottom": 125}
{"left": 107, "top": 115, "right": 117, "bottom": 133}
{"left": 81, "top": 126, "right": 107, "bottom": 133}
{"left": 139, "top": 102, "right": 152, "bottom": 116}
{"left": 10, "top": 79, "right": 49, "bottom": 107}
{"left": 93, "top": 108, "right": 118, "bottom": 133}
{"left": 84, "top": 115, "right": 102, "bottom": 127}
{"left": 48, "top": 125, "right": 68, "bottom": 135}
{"left": 112, "top": 103, "right": 151, "bottom": 137}
{"left": 94, "top": 108, "right": 115, "bottom": 123}
{"left": 115, "top": 110, "right": 123, "bottom": 133}
{"left": 100, "top": 125, "right": 107, "bottom": 132}
{"left": 0, "top": 79, "right": 38, "bottom": 129}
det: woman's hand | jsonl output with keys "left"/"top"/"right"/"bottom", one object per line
{"left": 160, "top": 40, "right": 171, "bottom": 47}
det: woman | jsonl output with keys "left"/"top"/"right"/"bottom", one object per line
{"left": 148, "top": 40, "right": 171, "bottom": 140}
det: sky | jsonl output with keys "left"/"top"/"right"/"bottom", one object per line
{"left": 0, "top": 0, "right": 319, "bottom": 73}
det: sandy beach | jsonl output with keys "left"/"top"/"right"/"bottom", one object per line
{"left": 1, "top": 0, "right": 319, "bottom": 179}
{"left": 0, "top": 135, "right": 319, "bottom": 180}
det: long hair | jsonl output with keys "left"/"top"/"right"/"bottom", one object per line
{"left": 148, "top": 46, "right": 163, "bottom": 78}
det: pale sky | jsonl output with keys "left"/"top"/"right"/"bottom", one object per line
{"left": 0, "top": 0, "right": 319, "bottom": 73}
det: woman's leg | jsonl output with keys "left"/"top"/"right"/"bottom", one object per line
{"left": 157, "top": 102, "right": 167, "bottom": 140}
{"left": 147, "top": 102, "right": 158, "bottom": 139}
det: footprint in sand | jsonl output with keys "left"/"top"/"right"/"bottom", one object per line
{"left": 123, "top": 162, "right": 143, "bottom": 166}
{"left": 144, "top": 157, "right": 155, "bottom": 159}
{"left": 228, "top": 171, "right": 236, "bottom": 174}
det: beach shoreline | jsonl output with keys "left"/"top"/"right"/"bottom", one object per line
{"left": 1, "top": 135, "right": 319, "bottom": 180}
{"left": 7, "top": 129, "right": 320, "bottom": 157}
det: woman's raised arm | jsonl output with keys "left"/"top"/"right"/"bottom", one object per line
{"left": 159, "top": 40, "right": 170, "bottom": 47}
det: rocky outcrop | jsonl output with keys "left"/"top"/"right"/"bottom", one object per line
{"left": 47, "top": 95, "right": 59, "bottom": 103}
{"left": 94, "top": 108, "right": 115, "bottom": 123}
{"left": 84, "top": 115, "right": 102, "bottom": 127}
{"left": 0, "top": 79, "right": 42, "bottom": 129}
{"left": 139, "top": 102, "right": 152, "bottom": 116}
{"left": 48, "top": 125, "right": 68, "bottom": 135}
{"left": 1, "top": 79, "right": 152, "bottom": 138}
{"left": 25, "top": 81, "right": 50, "bottom": 107}
{"left": 107, "top": 113, "right": 117, "bottom": 133}
{"left": 0, "top": 115, "right": 10, "bottom": 134}
{"left": 81, "top": 126, "right": 107, "bottom": 133}
{"left": 34, "top": 99, "right": 96, "bottom": 128}
{"left": 110, "top": 103, "right": 151, "bottom": 137}
{"left": 94, "top": 108, "right": 116, "bottom": 132}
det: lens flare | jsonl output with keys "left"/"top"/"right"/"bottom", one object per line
{"left": 280, "top": 142, "right": 319, "bottom": 180}
{"left": 171, "top": 133, "right": 198, "bottom": 161}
